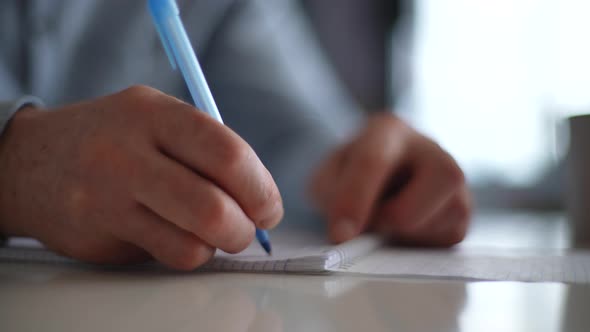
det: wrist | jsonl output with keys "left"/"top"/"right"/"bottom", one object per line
{"left": 0, "top": 104, "right": 46, "bottom": 238}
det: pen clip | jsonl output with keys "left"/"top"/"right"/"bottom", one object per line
{"left": 154, "top": 19, "right": 177, "bottom": 70}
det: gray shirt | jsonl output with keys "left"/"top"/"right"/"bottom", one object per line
{"left": 0, "top": 0, "right": 361, "bottom": 223}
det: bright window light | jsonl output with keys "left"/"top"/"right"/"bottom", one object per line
{"left": 402, "top": 0, "right": 590, "bottom": 186}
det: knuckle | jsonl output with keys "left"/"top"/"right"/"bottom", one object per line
{"left": 156, "top": 170, "right": 190, "bottom": 208}
{"left": 369, "top": 112, "right": 407, "bottom": 135}
{"left": 121, "top": 84, "right": 159, "bottom": 100}
{"left": 218, "top": 136, "right": 252, "bottom": 172}
{"left": 117, "top": 85, "right": 163, "bottom": 118}
{"left": 370, "top": 111, "right": 397, "bottom": 126}
{"left": 198, "top": 193, "right": 232, "bottom": 235}
{"left": 161, "top": 104, "right": 205, "bottom": 136}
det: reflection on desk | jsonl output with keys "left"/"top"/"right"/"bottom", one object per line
{"left": 0, "top": 263, "right": 589, "bottom": 332}
{"left": 1, "top": 210, "right": 589, "bottom": 332}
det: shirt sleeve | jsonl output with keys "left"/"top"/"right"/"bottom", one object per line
{"left": 0, "top": 96, "right": 44, "bottom": 135}
{"left": 0, "top": 95, "right": 43, "bottom": 244}
{"left": 195, "top": 0, "right": 363, "bottom": 225}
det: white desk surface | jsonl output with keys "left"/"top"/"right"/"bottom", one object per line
{"left": 1, "top": 210, "right": 589, "bottom": 332}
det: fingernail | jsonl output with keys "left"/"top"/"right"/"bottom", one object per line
{"left": 333, "top": 219, "right": 358, "bottom": 242}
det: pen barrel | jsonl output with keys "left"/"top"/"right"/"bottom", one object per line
{"left": 167, "top": 16, "right": 223, "bottom": 123}
{"left": 148, "top": 0, "right": 271, "bottom": 254}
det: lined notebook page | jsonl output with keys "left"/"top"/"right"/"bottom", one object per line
{"left": 200, "top": 232, "right": 383, "bottom": 272}
{"left": 0, "top": 232, "right": 383, "bottom": 273}
{"left": 332, "top": 247, "right": 590, "bottom": 284}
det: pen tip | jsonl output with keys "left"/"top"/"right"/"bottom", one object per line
{"left": 261, "top": 241, "right": 272, "bottom": 256}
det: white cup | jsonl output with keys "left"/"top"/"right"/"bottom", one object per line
{"left": 566, "top": 114, "right": 590, "bottom": 247}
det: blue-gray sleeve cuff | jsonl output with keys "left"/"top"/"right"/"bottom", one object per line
{"left": 0, "top": 96, "right": 45, "bottom": 134}
{"left": 0, "top": 96, "right": 44, "bottom": 245}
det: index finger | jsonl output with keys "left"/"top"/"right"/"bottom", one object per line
{"left": 131, "top": 87, "right": 284, "bottom": 229}
{"left": 325, "top": 114, "right": 409, "bottom": 243}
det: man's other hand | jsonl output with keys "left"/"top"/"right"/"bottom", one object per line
{"left": 309, "top": 113, "right": 470, "bottom": 246}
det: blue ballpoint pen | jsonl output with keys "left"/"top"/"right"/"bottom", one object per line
{"left": 148, "top": 0, "right": 272, "bottom": 255}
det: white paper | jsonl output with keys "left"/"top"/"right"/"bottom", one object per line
{"left": 331, "top": 247, "right": 590, "bottom": 284}
{"left": 3, "top": 233, "right": 590, "bottom": 283}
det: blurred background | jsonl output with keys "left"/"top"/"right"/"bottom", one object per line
{"left": 300, "top": 0, "right": 590, "bottom": 211}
